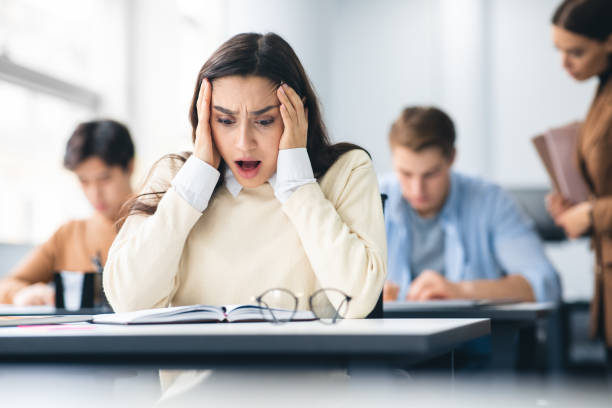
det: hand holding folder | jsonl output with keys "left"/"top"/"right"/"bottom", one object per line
{"left": 532, "top": 122, "right": 589, "bottom": 204}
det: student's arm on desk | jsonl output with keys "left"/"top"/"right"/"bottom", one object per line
{"left": 0, "top": 231, "right": 59, "bottom": 304}
{"left": 490, "top": 187, "right": 561, "bottom": 303}
{"left": 455, "top": 275, "right": 534, "bottom": 301}
{"left": 400, "top": 270, "right": 534, "bottom": 301}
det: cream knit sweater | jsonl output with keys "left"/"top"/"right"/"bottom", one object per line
{"left": 104, "top": 149, "right": 387, "bottom": 318}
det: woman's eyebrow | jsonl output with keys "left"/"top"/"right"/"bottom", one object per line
{"left": 213, "top": 105, "right": 279, "bottom": 115}
{"left": 213, "top": 105, "right": 236, "bottom": 115}
{"left": 250, "top": 105, "right": 279, "bottom": 115}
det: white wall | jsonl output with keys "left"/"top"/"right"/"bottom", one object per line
{"left": 489, "top": 0, "right": 596, "bottom": 187}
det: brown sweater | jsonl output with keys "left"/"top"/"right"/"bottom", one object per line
{"left": 0, "top": 214, "right": 117, "bottom": 304}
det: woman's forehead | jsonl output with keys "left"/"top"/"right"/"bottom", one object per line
{"left": 552, "top": 25, "right": 596, "bottom": 49}
{"left": 211, "top": 75, "right": 278, "bottom": 111}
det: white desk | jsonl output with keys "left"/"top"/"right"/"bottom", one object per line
{"left": 0, "top": 318, "right": 489, "bottom": 367}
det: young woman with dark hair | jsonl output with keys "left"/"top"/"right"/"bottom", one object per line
{"left": 547, "top": 0, "right": 612, "bottom": 361}
{"left": 0, "top": 120, "right": 135, "bottom": 305}
{"left": 104, "top": 33, "right": 386, "bottom": 319}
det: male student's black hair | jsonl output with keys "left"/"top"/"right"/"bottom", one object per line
{"left": 64, "top": 120, "right": 135, "bottom": 171}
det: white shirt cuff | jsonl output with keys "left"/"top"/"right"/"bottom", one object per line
{"left": 274, "top": 148, "right": 316, "bottom": 203}
{"left": 171, "top": 155, "right": 220, "bottom": 212}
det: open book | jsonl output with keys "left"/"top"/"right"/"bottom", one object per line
{"left": 532, "top": 122, "right": 589, "bottom": 204}
{"left": 92, "top": 304, "right": 316, "bottom": 325}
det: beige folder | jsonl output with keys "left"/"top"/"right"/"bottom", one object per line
{"left": 532, "top": 122, "right": 589, "bottom": 204}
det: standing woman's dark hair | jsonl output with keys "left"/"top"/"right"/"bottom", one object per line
{"left": 548, "top": 0, "right": 612, "bottom": 364}
{"left": 552, "top": 0, "right": 612, "bottom": 42}
{"left": 552, "top": 0, "right": 612, "bottom": 84}
{"left": 126, "top": 32, "right": 365, "bottom": 218}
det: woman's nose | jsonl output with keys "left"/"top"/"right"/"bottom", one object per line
{"left": 235, "top": 123, "right": 257, "bottom": 151}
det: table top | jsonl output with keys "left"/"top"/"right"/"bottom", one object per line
{"left": 0, "top": 318, "right": 489, "bottom": 359}
{"left": 384, "top": 301, "right": 557, "bottom": 321}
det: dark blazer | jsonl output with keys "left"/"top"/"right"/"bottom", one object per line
{"left": 577, "top": 75, "right": 612, "bottom": 347}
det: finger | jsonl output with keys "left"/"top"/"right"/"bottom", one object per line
{"left": 284, "top": 85, "right": 307, "bottom": 125}
{"left": 418, "top": 287, "right": 447, "bottom": 301}
{"left": 201, "top": 79, "right": 212, "bottom": 124}
{"left": 279, "top": 103, "right": 291, "bottom": 130}
{"left": 284, "top": 84, "right": 304, "bottom": 109}
{"left": 383, "top": 288, "right": 398, "bottom": 302}
{"left": 277, "top": 86, "right": 296, "bottom": 121}
{"left": 383, "top": 282, "right": 400, "bottom": 301}
{"left": 407, "top": 275, "right": 429, "bottom": 300}
{"left": 416, "top": 288, "right": 436, "bottom": 301}
{"left": 407, "top": 282, "right": 429, "bottom": 301}
{"left": 197, "top": 78, "right": 207, "bottom": 117}
{"left": 408, "top": 270, "right": 441, "bottom": 299}
{"left": 407, "top": 278, "right": 433, "bottom": 301}
{"left": 413, "top": 278, "right": 446, "bottom": 300}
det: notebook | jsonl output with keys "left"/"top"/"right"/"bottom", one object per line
{"left": 532, "top": 122, "right": 589, "bottom": 204}
{"left": 92, "top": 304, "right": 316, "bottom": 325}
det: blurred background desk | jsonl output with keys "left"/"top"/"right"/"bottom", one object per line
{"left": 384, "top": 301, "right": 557, "bottom": 371}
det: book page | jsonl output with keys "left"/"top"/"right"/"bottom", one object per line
{"left": 93, "top": 304, "right": 224, "bottom": 324}
{"left": 225, "top": 305, "right": 316, "bottom": 323}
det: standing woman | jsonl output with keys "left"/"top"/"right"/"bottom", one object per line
{"left": 547, "top": 0, "right": 612, "bottom": 364}
{"left": 103, "top": 33, "right": 386, "bottom": 319}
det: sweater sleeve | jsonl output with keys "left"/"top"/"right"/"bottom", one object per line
{"left": 103, "top": 156, "right": 216, "bottom": 312}
{"left": 281, "top": 151, "right": 387, "bottom": 318}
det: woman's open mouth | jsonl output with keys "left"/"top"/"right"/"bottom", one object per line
{"left": 235, "top": 160, "right": 262, "bottom": 179}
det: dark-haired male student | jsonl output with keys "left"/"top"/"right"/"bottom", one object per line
{"left": 381, "top": 107, "right": 561, "bottom": 303}
{"left": 0, "top": 120, "right": 135, "bottom": 305}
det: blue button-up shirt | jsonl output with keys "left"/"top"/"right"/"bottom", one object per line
{"left": 380, "top": 172, "right": 561, "bottom": 302}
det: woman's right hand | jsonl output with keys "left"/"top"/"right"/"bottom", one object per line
{"left": 546, "top": 192, "right": 573, "bottom": 220}
{"left": 194, "top": 78, "right": 221, "bottom": 168}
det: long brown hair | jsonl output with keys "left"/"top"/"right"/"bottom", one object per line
{"left": 123, "top": 32, "right": 367, "bottom": 221}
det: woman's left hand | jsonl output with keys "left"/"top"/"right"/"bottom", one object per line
{"left": 555, "top": 201, "right": 593, "bottom": 239}
{"left": 277, "top": 83, "right": 308, "bottom": 150}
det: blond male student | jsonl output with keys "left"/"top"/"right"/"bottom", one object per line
{"left": 380, "top": 107, "right": 561, "bottom": 303}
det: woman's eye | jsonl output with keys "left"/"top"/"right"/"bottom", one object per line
{"left": 217, "top": 118, "right": 234, "bottom": 125}
{"left": 256, "top": 119, "right": 274, "bottom": 126}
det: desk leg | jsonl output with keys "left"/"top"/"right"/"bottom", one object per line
{"left": 490, "top": 323, "right": 519, "bottom": 370}
{"left": 451, "top": 349, "right": 455, "bottom": 390}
